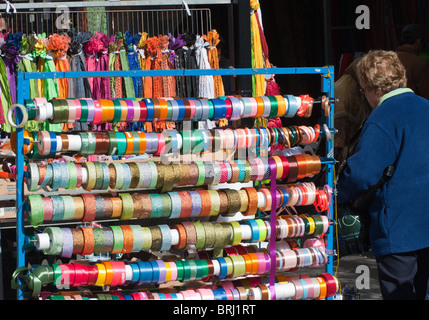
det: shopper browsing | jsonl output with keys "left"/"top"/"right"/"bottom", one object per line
{"left": 395, "top": 24, "right": 429, "bottom": 100}
{"left": 337, "top": 50, "right": 429, "bottom": 300}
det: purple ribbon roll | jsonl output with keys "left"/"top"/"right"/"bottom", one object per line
{"left": 268, "top": 158, "right": 278, "bottom": 300}
{"left": 125, "top": 99, "right": 135, "bottom": 122}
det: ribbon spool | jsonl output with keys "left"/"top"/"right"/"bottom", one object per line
{"left": 7, "top": 104, "right": 29, "bottom": 128}
{"left": 17, "top": 90, "right": 334, "bottom": 300}
{"left": 39, "top": 276, "right": 337, "bottom": 300}
{"left": 10, "top": 129, "right": 34, "bottom": 155}
{"left": 33, "top": 127, "right": 325, "bottom": 157}
{"left": 33, "top": 94, "right": 317, "bottom": 124}
{"left": 26, "top": 156, "right": 323, "bottom": 192}
{"left": 17, "top": 248, "right": 334, "bottom": 297}
{"left": 34, "top": 215, "right": 331, "bottom": 256}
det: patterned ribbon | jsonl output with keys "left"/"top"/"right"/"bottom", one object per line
{"left": 159, "top": 35, "right": 176, "bottom": 98}
{"left": 116, "top": 32, "right": 135, "bottom": 99}
{"left": 195, "top": 35, "right": 215, "bottom": 99}
{"left": 206, "top": 30, "right": 225, "bottom": 98}
{"left": 96, "top": 32, "right": 115, "bottom": 100}
{"left": 137, "top": 32, "right": 148, "bottom": 97}
{"left": 113, "top": 40, "right": 123, "bottom": 99}
{"left": 125, "top": 31, "right": 143, "bottom": 98}
{"left": 145, "top": 36, "right": 162, "bottom": 99}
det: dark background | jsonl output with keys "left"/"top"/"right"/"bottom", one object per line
{"left": 210, "top": 0, "right": 429, "bottom": 96}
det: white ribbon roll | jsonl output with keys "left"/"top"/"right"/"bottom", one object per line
{"left": 7, "top": 104, "right": 28, "bottom": 128}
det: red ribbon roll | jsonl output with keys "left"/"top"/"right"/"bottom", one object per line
{"left": 320, "top": 273, "right": 338, "bottom": 298}
{"left": 138, "top": 100, "right": 147, "bottom": 122}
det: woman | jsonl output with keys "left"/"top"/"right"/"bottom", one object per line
{"left": 337, "top": 50, "right": 429, "bottom": 300}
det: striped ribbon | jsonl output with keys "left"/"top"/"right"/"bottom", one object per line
{"left": 27, "top": 94, "right": 315, "bottom": 123}
{"left": 14, "top": 251, "right": 337, "bottom": 299}
{"left": 26, "top": 156, "right": 323, "bottom": 193}
{"left": 31, "top": 125, "right": 321, "bottom": 157}
{"left": 42, "top": 271, "right": 338, "bottom": 300}
{"left": 35, "top": 215, "right": 330, "bottom": 256}
{"left": 25, "top": 183, "right": 332, "bottom": 227}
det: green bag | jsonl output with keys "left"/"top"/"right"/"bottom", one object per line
{"left": 336, "top": 205, "right": 371, "bottom": 257}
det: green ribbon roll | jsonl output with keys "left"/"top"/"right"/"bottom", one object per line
{"left": 27, "top": 194, "right": 44, "bottom": 227}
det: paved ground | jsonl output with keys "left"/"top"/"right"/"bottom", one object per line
{"left": 331, "top": 251, "right": 382, "bottom": 300}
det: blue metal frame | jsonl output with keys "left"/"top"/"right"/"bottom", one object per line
{"left": 14, "top": 67, "right": 335, "bottom": 300}
{"left": 15, "top": 72, "right": 27, "bottom": 300}
{"left": 322, "top": 66, "right": 336, "bottom": 280}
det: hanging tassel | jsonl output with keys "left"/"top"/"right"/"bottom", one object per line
{"left": 47, "top": 33, "right": 71, "bottom": 98}
{"left": 108, "top": 36, "right": 117, "bottom": 99}
{"left": 124, "top": 31, "right": 142, "bottom": 98}
{"left": 183, "top": 32, "right": 199, "bottom": 98}
{"left": 144, "top": 36, "right": 161, "bottom": 99}
{"left": 112, "top": 36, "right": 124, "bottom": 99}
{"left": 159, "top": 34, "right": 176, "bottom": 98}
{"left": 206, "top": 30, "right": 224, "bottom": 98}
{"left": 195, "top": 35, "right": 215, "bottom": 99}
{"left": 83, "top": 35, "right": 104, "bottom": 94}
{"left": 116, "top": 32, "right": 135, "bottom": 99}
{"left": 67, "top": 30, "right": 93, "bottom": 99}
{"left": 265, "top": 76, "right": 281, "bottom": 96}
{"left": 95, "top": 32, "right": 114, "bottom": 99}
{"left": 173, "top": 34, "right": 187, "bottom": 98}
{"left": 250, "top": 1, "right": 265, "bottom": 97}
{"left": 137, "top": 32, "right": 148, "bottom": 98}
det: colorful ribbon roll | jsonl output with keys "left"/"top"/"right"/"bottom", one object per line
{"left": 26, "top": 95, "right": 320, "bottom": 123}
{"left": 26, "top": 156, "right": 323, "bottom": 193}
{"left": 14, "top": 247, "right": 334, "bottom": 298}
{"left": 35, "top": 215, "right": 330, "bottom": 255}
{"left": 32, "top": 125, "right": 322, "bottom": 157}
{"left": 41, "top": 271, "right": 338, "bottom": 300}
{"left": 25, "top": 183, "right": 331, "bottom": 226}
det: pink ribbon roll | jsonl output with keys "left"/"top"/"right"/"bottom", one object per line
{"left": 92, "top": 100, "right": 103, "bottom": 124}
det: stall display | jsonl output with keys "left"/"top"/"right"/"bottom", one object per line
{"left": 0, "top": 29, "right": 224, "bottom": 133}
{"left": 9, "top": 63, "right": 337, "bottom": 301}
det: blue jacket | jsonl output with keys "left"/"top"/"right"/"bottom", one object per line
{"left": 337, "top": 89, "right": 429, "bottom": 257}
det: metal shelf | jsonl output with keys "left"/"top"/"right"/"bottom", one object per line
{"left": 13, "top": 66, "right": 336, "bottom": 300}
{"left": 0, "top": 0, "right": 232, "bottom": 10}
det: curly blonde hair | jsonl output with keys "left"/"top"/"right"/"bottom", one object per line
{"left": 357, "top": 50, "right": 407, "bottom": 96}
